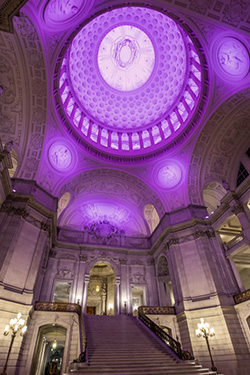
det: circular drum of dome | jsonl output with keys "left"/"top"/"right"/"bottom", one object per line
{"left": 56, "top": 6, "right": 208, "bottom": 160}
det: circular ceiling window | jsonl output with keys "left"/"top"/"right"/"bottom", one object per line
{"left": 56, "top": 6, "right": 207, "bottom": 160}
{"left": 98, "top": 25, "right": 155, "bottom": 92}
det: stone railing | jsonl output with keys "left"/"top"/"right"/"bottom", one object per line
{"left": 138, "top": 307, "right": 194, "bottom": 360}
{"left": 34, "top": 302, "right": 87, "bottom": 363}
{"left": 233, "top": 289, "right": 250, "bottom": 304}
{"left": 57, "top": 227, "right": 151, "bottom": 249}
{"left": 139, "top": 306, "right": 176, "bottom": 315}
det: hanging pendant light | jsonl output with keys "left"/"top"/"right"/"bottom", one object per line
{"left": 52, "top": 339, "right": 57, "bottom": 349}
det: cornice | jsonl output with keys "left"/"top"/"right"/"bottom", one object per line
{"left": 0, "top": 0, "right": 28, "bottom": 33}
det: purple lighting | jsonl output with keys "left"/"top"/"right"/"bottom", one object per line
{"left": 98, "top": 25, "right": 155, "bottom": 91}
{"left": 157, "top": 163, "right": 182, "bottom": 189}
{"left": 49, "top": 143, "right": 73, "bottom": 171}
{"left": 214, "top": 36, "right": 250, "bottom": 80}
{"left": 57, "top": 6, "right": 203, "bottom": 156}
{"left": 45, "top": 0, "right": 83, "bottom": 22}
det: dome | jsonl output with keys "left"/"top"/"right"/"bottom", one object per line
{"left": 55, "top": 6, "right": 207, "bottom": 160}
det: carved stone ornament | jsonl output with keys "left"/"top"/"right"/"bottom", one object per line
{"left": 89, "top": 220, "right": 119, "bottom": 241}
{"left": 49, "top": 249, "right": 57, "bottom": 258}
{"left": 79, "top": 254, "right": 88, "bottom": 262}
{"left": 119, "top": 258, "right": 127, "bottom": 265}
{"left": 56, "top": 268, "right": 74, "bottom": 280}
{"left": 157, "top": 256, "right": 169, "bottom": 277}
{"left": 130, "top": 273, "right": 145, "bottom": 284}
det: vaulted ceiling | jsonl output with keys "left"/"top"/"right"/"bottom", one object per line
{"left": 1, "top": 0, "right": 250, "bottom": 236}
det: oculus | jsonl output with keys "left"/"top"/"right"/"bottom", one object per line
{"left": 98, "top": 25, "right": 155, "bottom": 91}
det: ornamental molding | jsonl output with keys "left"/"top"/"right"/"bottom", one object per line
{"left": 79, "top": 254, "right": 88, "bottom": 262}
{"left": 13, "top": 14, "right": 47, "bottom": 181}
{"left": 164, "top": 227, "right": 215, "bottom": 250}
{"left": 0, "top": 0, "right": 28, "bottom": 32}
{"left": 0, "top": 202, "right": 51, "bottom": 232}
{"left": 130, "top": 273, "right": 145, "bottom": 284}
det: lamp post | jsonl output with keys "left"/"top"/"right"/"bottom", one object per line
{"left": 1, "top": 313, "right": 27, "bottom": 375}
{"left": 196, "top": 318, "right": 217, "bottom": 373}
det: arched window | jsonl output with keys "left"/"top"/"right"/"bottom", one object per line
{"left": 144, "top": 204, "right": 160, "bottom": 234}
{"left": 203, "top": 181, "right": 227, "bottom": 215}
{"left": 57, "top": 192, "right": 71, "bottom": 219}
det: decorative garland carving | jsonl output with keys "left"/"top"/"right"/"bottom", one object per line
{"left": 234, "top": 288, "right": 250, "bottom": 304}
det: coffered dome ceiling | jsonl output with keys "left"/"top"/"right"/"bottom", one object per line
{"left": 54, "top": 5, "right": 208, "bottom": 161}
{"left": 2, "top": 0, "right": 250, "bottom": 239}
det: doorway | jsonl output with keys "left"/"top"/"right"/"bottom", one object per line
{"left": 131, "top": 286, "right": 145, "bottom": 315}
{"left": 86, "top": 262, "right": 115, "bottom": 315}
{"left": 31, "top": 325, "right": 66, "bottom": 375}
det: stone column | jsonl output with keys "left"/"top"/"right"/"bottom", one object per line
{"left": 115, "top": 276, "right": 121, "bottom": 314}
{"left": 75, "top": 255, "right": 88, "bottom": 307}
{"left": 82, "top": 274, "right": 90, "bottom": 313}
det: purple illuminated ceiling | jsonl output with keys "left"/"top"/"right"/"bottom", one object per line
{"left": 56, "top": 6, "right": 206, "bottom": 158}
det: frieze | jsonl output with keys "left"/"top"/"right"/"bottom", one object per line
{"left": 164, "top": 228, "right": 215, "bottom": 249}
{"left": 0, "top": 202, "right": 51, "bottom": 232}
{"left": 234, "top": 288, "right": 250, "bottom": 304}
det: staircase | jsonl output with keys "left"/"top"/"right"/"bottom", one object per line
{"left": 68, "top": 315, "right": 217, "bottom": 375}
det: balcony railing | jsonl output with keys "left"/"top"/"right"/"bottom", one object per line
{"left": 139, "top": 306, "right": 176, "bottom": 315}
{"left": 233, "top": 288, "right": 250, "bottom": 304}
{"left": 138, "top": 307, "right": 194, "bottom": 360}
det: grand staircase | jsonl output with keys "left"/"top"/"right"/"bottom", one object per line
{"left": 68, "top": 315, "right": 218, "bottom": 375}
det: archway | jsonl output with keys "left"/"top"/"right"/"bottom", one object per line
{"left": 31, "top": 324, "right": 66, "bottom": 375}
{"left": 86, "top": 262, "right": 116, "bottom": 315}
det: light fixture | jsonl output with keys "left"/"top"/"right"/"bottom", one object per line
{"left": 52, "top": 339, "right": 57, "bottom": 349}
{"left": 1, "top": 313, "right": 27, "bottom": 375}
{"left": 52, "top": 325, "right": 58, "bottom": 350}
{"left": 96, "top": 285, "right": 100, "bottom": 293}
{"left": 196, "top": 318, "right": 217, "bottom": 372}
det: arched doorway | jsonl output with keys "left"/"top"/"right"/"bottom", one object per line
{"left": 86, "top": 262, "right": 115, "bottom": 315}
{"left": 31, "top": 324, "right": 66, "bottom": 375}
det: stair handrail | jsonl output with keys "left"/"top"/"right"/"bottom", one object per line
{"left": 138, "top": 306, "right": 194, "bottom": 360}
